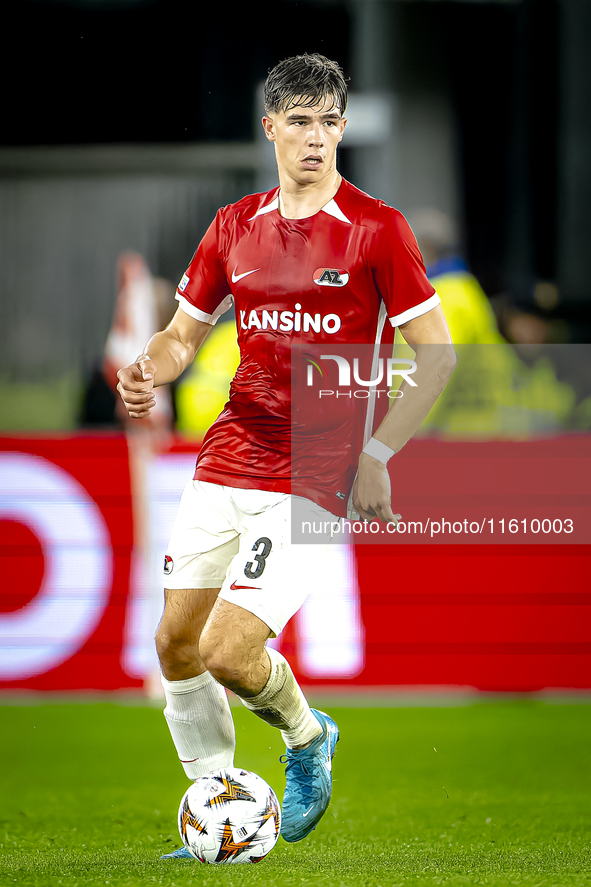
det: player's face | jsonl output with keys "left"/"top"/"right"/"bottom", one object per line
{"left": 263, "top": 96, "right": 347, "bottom": 185}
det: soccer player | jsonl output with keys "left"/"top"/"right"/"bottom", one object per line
{"left": 116, "top": 53, "right": 455, "bottom": 856}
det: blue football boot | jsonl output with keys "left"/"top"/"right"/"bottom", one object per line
{"left": 280, "top": 709, "right": 339, "bottom": 843}
{"left": 160, "top": 845, "right": 193, "bottom": 860}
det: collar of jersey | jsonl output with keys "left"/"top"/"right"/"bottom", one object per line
{"left": 248, "top": 193, "right": 351, "bottom": 225}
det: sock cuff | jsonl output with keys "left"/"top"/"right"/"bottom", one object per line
{"left": 160, "top": 671, "right": 214, "bottom": 695}
{"left": 242, "top": 647, "right": 289, "bottom": 708}
{"left": 266, "top": 647, "right": 286, "bottom": 672}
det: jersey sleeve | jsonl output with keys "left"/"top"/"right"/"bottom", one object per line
{"left": 371, "top": 207, "right": 440, "bottom": 327}
{"left": 175, "top": 212, "right": 233, "bottom": 325}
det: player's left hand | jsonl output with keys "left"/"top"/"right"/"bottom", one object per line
{"left": 352, "top": 452, "right": 401, "bottom": 527}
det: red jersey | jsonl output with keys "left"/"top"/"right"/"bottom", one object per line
{"left": 176, "top": 179, "right": 439, "bottom": 516}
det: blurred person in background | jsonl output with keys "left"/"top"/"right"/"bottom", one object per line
{"left": 174, "top": 319, "right": 240, "bottom": 439}
{"left": 116, "top": 53, "right": 455, "bottom": 856}
{"left": 409, "top": 207, "right": 555, "bottom": 348}
{"left": 409, "top": 207, "right": 504, "bottom": 345}
{"left": 408, "top": 209, "right": 575, "bottom": 436}
{"left": 81, "top": 254, "right": 177, "bottom": 431}
{"left": 103, "top": 252, "right": 176, "bottom": 437}
{"left": 102, "top": 254, "right": 178, "bottom": 691}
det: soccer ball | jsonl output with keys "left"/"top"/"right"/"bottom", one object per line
{"left": 178, "top": 767, "right": 281, "bottom": 864}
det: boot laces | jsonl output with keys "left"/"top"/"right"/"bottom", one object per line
{"left": 280, "top": 753, "right": 320, "bottom": 806}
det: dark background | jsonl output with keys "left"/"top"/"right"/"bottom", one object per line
{"left": 1, "top": 0, "right": 589, "bottom": 419}
{"left": 4, "top": 0, "right": 588, "bottom": 328}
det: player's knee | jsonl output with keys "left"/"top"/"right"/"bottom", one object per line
{"left": 199, "top": 640, "right": 249, "bottom": 692}
{"left": 155, "top": 622, "right": 197, "bottom": 671}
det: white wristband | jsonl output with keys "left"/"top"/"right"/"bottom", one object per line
{"left": 362, "top": 437, "right": 396, "bottom": 465}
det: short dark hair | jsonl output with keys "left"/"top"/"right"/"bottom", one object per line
{"left": 264, "top": 53, "right": 348, "bottom": 115}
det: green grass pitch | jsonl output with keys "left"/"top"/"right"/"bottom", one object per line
{"left": 0, "top": 697, "right": 589, "bottom": 886}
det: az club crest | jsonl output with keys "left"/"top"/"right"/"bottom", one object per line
{"left": 313, "top": 268, "right": 349, "bottom": 287}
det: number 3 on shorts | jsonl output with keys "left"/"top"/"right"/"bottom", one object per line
{"left": 244, "top": 536, "right": 272, "bottom": 580}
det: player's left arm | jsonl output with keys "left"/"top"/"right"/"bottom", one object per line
{"left": 352, "top": 304, "right": 456, "bottom": 523}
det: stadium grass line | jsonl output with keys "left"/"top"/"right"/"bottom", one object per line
{"left": 2, "top": 686, "right": 590, "bottom": 708}
{"left": 0, "top": 701, "right": 589, "bottom": 886}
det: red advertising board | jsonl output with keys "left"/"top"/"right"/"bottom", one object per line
{"left": 0, "top": 435, "right": 141, "bottom": 691}
{"left": 0, "top": 434, "right": 589, "bottom": 692}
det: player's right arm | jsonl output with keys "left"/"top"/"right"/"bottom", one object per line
{"left": 116, "top": 308, "right": 212, "bottom": 419}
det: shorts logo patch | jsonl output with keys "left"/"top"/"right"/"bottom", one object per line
{"left": 164, "top": 554, "right": 174, "bottom": 575}
{"left": 313, "top": 268, "right": 349, "bottom": 287}
{"left": 178, "top": 273, "right": 190, "bottom": 293}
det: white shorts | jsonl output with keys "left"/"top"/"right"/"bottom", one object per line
{"left": 164, "top": 480, "right": 341, "bottom": 637}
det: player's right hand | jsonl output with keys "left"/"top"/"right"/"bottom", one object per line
{"left": 116, "top": 357, "right": 156, "bottom": 419}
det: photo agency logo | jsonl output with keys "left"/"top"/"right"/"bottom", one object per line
{"left": 303, "top": 351, "right": 418, "bottom": 399}
{"left": 291, "top": 343, "right": 422, "bottom": 540}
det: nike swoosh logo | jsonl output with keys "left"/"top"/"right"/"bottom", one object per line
{"left": 232, "top": 267, "right": 260, "bottom": 283}
{"left": 230, "top": 580, "right": 261, "bottom": 591}
{"left": 302, "top": 806, "right": 315, "bottom": 818}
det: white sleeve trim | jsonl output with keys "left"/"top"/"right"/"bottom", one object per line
{"left": 388, "top": 292, "right": 441, "bottom": 328}
{"left": 175, "top": 292, "right": 234, "bottom": 325}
